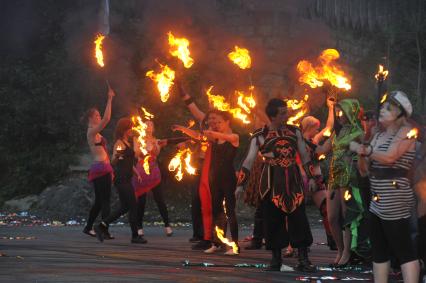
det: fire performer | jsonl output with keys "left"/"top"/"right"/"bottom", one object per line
{"left": 95, "top": 118, "right": 148, "bottom": 244}
{"left": 350, "top": 91, "right": 420, "bottom": 283}
{"left": 299, "top": 96, "right": 336, "bottom": 251}
{"left": 173, "top": 110, "right": 240, "bottom": 255}
{"left": 82, "top": 86, "right": 115, "bottom": 238}
{"left": 176, "top": 82, "right": 221, "bottom": 250}
{"left": 316, "top": 98, "right": 367, "bottom": 266}
{"left": 133, "top": 120, "right": 187, "bottom": 238}
{"left": 236, "top": 98, "right": 316, "bottom": 271}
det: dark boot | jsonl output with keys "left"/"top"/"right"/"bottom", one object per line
{"left": 296, "top": 247, "right": 316, "bottom": 272}
{"left": 94, "top": 222, "right": 109, "bottom": 243}
{"left": 265, "top": 249, "right": 282, "bottom": 271}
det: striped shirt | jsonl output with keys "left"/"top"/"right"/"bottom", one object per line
{"left": 369, "top": 133, "right": 416, "bottom": 220}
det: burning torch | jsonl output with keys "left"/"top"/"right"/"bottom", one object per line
{"left": 374, "top": 64, "right": 389, "bottom": 117}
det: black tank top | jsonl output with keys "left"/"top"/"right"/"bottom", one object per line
{"left": 210, "top": 141, "right": 237, "bottom": 187}
{"left": 114, "top": 140, "right": 135, "bottom": 184}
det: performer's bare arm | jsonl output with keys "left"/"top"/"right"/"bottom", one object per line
{"left": 87, "top": 88, "right": 115, "bottom": 137}
{"left": 203, "top": 130, "right": 239, "bottom": 147}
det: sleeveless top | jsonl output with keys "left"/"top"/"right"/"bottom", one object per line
{"left": 209, "top": 141, "right": 237, "bottom": 189}
{"left": 369, "top": 132, "right": 416, "bottom": 220}
{"left": 114, "top": 140, "right": 135, "bottom": 185}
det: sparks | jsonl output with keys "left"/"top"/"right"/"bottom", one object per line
{"left": 344, "top": 190, "right": 352, "bottom": 201}
{"left": 380, "top": 93, "right": 388, "bottom": 104}
{"left": 146, "top": 62, "right": 176, "bottom": 103}
{"left": 94, "top": 34, "right": 106, "bottom": 67}
{"left": 318, "top": 154, "right": 326, "bottom": 160}
{"left": 168, "top": 32, "right": 194, "bottom": 68}
{"left": 228, "top": 46, "right": 252, "bottom": 69}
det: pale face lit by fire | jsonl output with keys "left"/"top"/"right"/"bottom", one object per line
{"left": 379, "top": 102, "right": 401, "bottom": 126}
{"left": 304, "top": 123, "right": 320, "bottom": 140}
{"left": 207, "top": 113, "right": 219, "bottom": 131}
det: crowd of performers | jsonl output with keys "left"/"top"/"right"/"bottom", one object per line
{"left": 82, "top": 85, "right": 426, "bottom": 282}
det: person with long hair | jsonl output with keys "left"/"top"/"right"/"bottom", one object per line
{"left": 94, "top": 118, "right": 147, "bottom": 244}
{"left": 316, "top": 98, "right": 366, "bottom": 266}
{"left": 132, "top": 120, "right": 188, "bottom": 237}
{"left": 173, "top": 110, "right": 240, "bottom": 255}
{"left": 82, "top": 87, "right": 115, "bottom": 238}
{"left": 351, "top": 91, "right": 420, "bottom": 283}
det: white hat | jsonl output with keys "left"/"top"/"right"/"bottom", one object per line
{"left": 386, "top": 91, "right": 413, "bottom": 117}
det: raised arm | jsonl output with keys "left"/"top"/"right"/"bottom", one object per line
{"left": 177, "top": 81, "right": 206, "bottom": 122}
{"left": 88, "top": 87, "right": 115, "bottom": 136}
{"left": 313, "top": 97, "right": 335, "bottom": 144}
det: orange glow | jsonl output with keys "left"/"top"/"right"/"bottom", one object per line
{"left": 286, "top": 95, "right": 309, "bottom": 126}
{"left": 318, "top": 154, "right": 326, "bottom": 160}
{"left": 406, "top": 128, "right": 418, "bottom": 139}
{"left": 206, "top": 86, "right": 251, "bottom": 124}
{"left": 380, "top": 93, "right": 388, "bottom": 104}
{"left": 187, "top": 120, "right": 196, "bottom": 128}
{"left": 297, "top": 49, "right": 351, "bottom": 90}
{"left": 167, "top": 32, "right": 194, "bottom": 68}
{"left": 168, "top": 148, "right": 196, "bottom": 181}
{"left": 146, "top": 63, "right": 176, "bottom": 102}
{"left": 344, "top": 190, "right": 352, "bottom": 201}
{"left": 215, "top": 226, "right": 239, "bottom": 254}
{"left": 323, "top": 128, "right": 332, "bottom": 137}
{"left": 94, "top": 34, "right": 106, "bottom": 67}
{"left": 228, "top": 46, "right": 251, "bottom": 69}
{"left": 375, "top": 65, "right": 389, "bottom": 81}
{"left": 116, "top": 145, "right": 123, "bottom": 151}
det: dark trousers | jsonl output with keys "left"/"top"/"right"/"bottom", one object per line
{"left": 137, "top": 184, "right": 170, "bottom": 228}
{"left": 252, "top": 204, "right": 264, "bottom": 243}
{"left": 211, "top": 183, "right": 238, "bottom": 244}
{"left": 190, "top": 166, "right": 203, "bottom": 238}
{"left": 262, "top": 194, "right": 313, "bottom": 250}
{"left": 105, "top": 182, "right": 138, "bottom": 237}
{"left": 86, "top": 173, "right": 111, "bottom": 229}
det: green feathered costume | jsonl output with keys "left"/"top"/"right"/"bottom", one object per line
{"left": 329, "top": 98, "right": 371, "bottom": 260}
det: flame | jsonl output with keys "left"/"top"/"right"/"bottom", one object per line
{"left": 380, "top": 93, "right": 388, "bottom": 104}
{"left": 318, "top": 154, "right": 326, "bottom": 160}
{"left": 168, "top": 148, "right": 196, "bottom": 181}
{"left": 286, "top": 95, "right": 309, "bottom": 126}
{"left": 206, "top": 86, "right": 251, "bottom": 124}
{"left": 236, "top": 86, "right": 256, "bottom": 114}
{"left": 116, "top": 145, "right": 123, "bottom": 151}
{"left": 214, "top": 226, "right": 239, "bottom": 254}
{"left": 323, "top": 128, "right": 332, "bottom": 137}
{"left": 375, "top": 65, "right": 389, "bottom": 81}
{"left": 297, "top": 49, "right": 351, "bottom": 90}
{"left": 187, "top": 120, "right": 196, "bottom": 128}
{"left": 344, "top": 190, "right": 352, "bottom": 201}
{"left": 141, "top": 107, "right": 154, "bottom": 120}
{"left": 228, "top": 46, "right": 251, "bottom": 69}
{"left": 337, "top": 110, "right": 343, "bottom": 117}
{"left": 406, "top": 128, "right": 418, "bottom": 139}
{"left": 206, "top": 86, "right": 230, "bottom": 111}
{"left": 168, "top": 32, "right": 194, "bottom": 68}
{"left": 143, "top": 155, "right": 151, "bottom": 175}
{"left": 94, "top": 34, "right": 106, "bottom": 67}
{"left": 146, "top": 63, "right": 176, "bottom": 102}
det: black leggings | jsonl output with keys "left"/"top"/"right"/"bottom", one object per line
{"left": 211, "top": 184, "right": 238, "bottom": 244}
{"left": 104, "top": 182, "right": 138, "bottom": 237}
{"left": 369, "top": 213, "right": 417, "bottom": 265}
{"left": 86, "top": 173, "right": 111, "bottom": 229}
{"left": 190, "top": 160, "right": 203, "bottom": 239}
{"left": 137, "top": 184, "right": 170, "bottom": 228}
